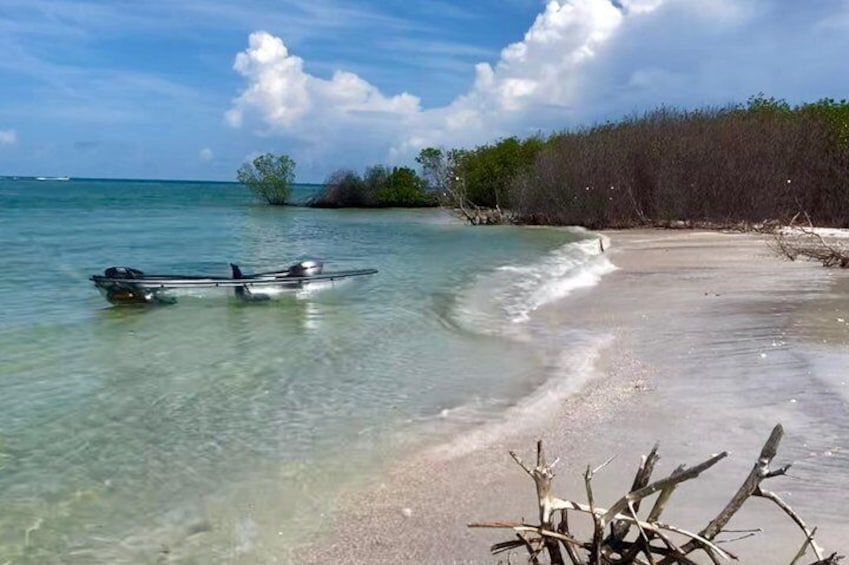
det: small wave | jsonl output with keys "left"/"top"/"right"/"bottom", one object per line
{"left": 452, "top": 231, "right": 616, "bottom": 335}
{"left": 426, "top": 332, "right": 613, "bottom": 459}
{"left": 436, "top": 397, "right": 510, "bottom": 424}
{"left": 496, "top": 265, "right": 532, "bottom": 273}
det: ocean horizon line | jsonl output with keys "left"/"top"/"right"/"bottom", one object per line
{"left": 0, "top": 175, "right": 325, "bottom": 186}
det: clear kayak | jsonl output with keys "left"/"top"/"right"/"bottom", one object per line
{"left": 90, "top": 260, "right": 378, "bottom": 304}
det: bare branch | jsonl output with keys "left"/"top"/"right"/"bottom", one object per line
{"left": 773, "top": 217, "right": 849, "bottom": 268}
{"left": 612, "top": 445, "right": 661, "bottom": 545}
{"left": 672, "top": 424, "right": 786, "bottom": 561}
{"left": 790, "top": 527, "right": 819, "bottom": 565}
{"left": 473, "top": 425, "right": 842, "bottom": 565}
{"left": 756, "top": 488, "right": 823, "bottom": 560}
{"left": 510, "top": 450, "right": 535, "bottom": 478}
{"left": 602, "top": 452, "right": 728, "bottom": 528}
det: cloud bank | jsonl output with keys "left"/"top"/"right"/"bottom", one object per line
{"left": 227, "top": 0, "right": 849, "bottom": 175}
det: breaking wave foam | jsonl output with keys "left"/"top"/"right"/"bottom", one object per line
{"left": 452, "top": 230, "right": 616, "bottom": 336}
{"left": 415, "top": 230, "right": 619, "bottom": 457}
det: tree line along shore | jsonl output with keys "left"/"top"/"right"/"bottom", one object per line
{"left": 237, "top": 94, "right": 849, "bottom": 230}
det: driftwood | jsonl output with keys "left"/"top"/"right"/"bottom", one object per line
{"left": 655, "top": 219, "right": 783, "bottom": 233}
{"left": 470, "top": 424, "right": 843, "bottom": 564}
{"left": 453, "top": 203, "right": 516, "bottom": 226}
{"left": 773, "top": 213, "right": 849, "bottom": 268}
{"left": 439, "top": 176, "right": 516, "bottom": 225}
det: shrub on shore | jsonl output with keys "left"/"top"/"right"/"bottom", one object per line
{"left": 512, "top": 97, "right": 849, "bottom": 228}
{"left": 442, "top": 96, "right": 849, "bottom": 228}
{"left": 243, "top": 96, "right": 849, "bottom": 225}
{"left": 310, "top": 165, "right": 438, "bottom": 208}
{"left": 453, "top": 136, "right": 546, "bottom": 209}
{"left": 237, "top": 153, "right": 296, "bottom": 205}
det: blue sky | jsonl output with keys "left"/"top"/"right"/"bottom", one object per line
{"left": 1, "top": 0, "right": 848, "bottom": 182}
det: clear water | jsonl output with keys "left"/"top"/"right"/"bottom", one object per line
{"left": 0, "top": 178, "right": 610, "bottom": 562}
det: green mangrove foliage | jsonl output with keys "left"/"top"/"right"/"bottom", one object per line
{"left": 237, "top": 153, "right": 296, "bottom": 205}
{"left": 415, "top": 147, "right": 460, "bottom": 194}
{"left": 310, "top": 165, "right": 437, "bottom": 208}
{"left": 243, "top": 95, "right": 849, "bottom": 225}
{"left": 412, "top": 139, "right": 544, "bottom": 217}
{"left": 452, "top": 136, "right": 545, "bottom": 209}
{"left": 444, "top": 96, "right": 849, "bottom": 228}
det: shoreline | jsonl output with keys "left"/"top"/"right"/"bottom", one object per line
{"left": 297, "top": 229, "right": 849, "bottom": 564}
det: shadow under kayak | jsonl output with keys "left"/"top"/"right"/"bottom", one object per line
{"left": 90, "top": 260, "right": 378, "bottom": 305}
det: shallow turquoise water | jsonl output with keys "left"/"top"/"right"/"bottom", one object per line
{"left": 0, "top": 179, "right": 607, "bottom": 562}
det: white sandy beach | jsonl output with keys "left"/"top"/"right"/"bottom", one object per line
{"left": 297, "top": 230, "right": 849, "bottom": 564}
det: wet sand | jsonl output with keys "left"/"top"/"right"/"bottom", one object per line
{"left": 298, "top": 230, "right": 849, "bottom": 564}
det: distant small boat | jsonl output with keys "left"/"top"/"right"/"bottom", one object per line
{"left": 35, "top": 176, "right": 70, "bottom": 181}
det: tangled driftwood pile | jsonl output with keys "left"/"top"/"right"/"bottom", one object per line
{"left": 773, "top": 214, "right": 849, "bottom": 268}
{"left": 471, "top": 425, "right": 843, "bottom": 564}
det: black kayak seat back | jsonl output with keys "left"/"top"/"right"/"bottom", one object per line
{"left": 104, "top": 266, "right": 145, "bottom": 279}
{"left": 230, "top": 263, "right": 243, "bottom": 279}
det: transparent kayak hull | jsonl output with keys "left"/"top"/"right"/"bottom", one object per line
{"left": 90, "top": 262, "right": 378, "bottom": 305}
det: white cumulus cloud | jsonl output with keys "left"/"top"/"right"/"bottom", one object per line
{"left": 199, "top": 147, "right": 214, "bottom": 161}
{"left": 0, "top": 129, "right": 17, "bottom": 145}
{"left": 227, "top": 1, "right": 636, "bottom": 167}
{"left": 226, "top": 0, "right": 849, "bottom": 177}
{"left": 402, "top": 0, "right": 635, "bottom": 149}
{"left": 226, "top": 32, "right": 420, "bottom": 133}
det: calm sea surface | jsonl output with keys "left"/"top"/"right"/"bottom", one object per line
{"left": 0, "top": 178, "right": 610, "bottom": 562}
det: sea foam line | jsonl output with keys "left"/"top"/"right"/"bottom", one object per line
{"left": 426, "top": 231, "right": 617, "bottom": 458}
{"left": 426, "top": 332, "right": 613, "bottom": 460}
{"left": 452, "top": 230, "right": 616, "bottom": 335}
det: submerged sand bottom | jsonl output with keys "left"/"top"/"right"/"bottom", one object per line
{"left": 299, "top": 230, "right": 849, "bottom": 564}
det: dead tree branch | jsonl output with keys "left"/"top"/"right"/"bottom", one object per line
{"left": 470, "top": 425, "right": 844, "bottom": 564}
{"left": 773, "top": 213, "right": 849, "bottom": 268}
